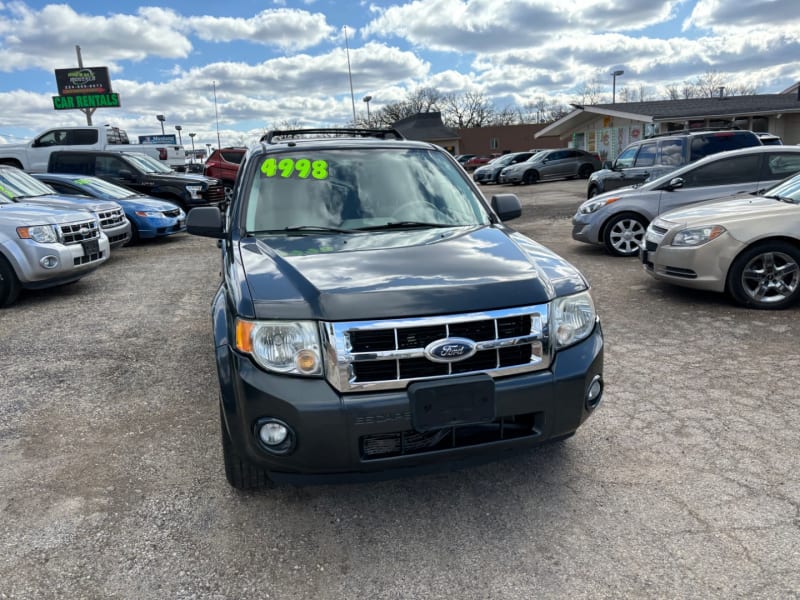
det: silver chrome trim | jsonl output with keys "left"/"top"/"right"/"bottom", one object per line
{"left": 322, "top": 304, "right": 551, "bottom": 393}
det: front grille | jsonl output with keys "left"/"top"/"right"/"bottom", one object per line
{"left": 108, "top": 233, "right": 128, "bottom": 245}
{"left": 664, "top": 266, "right": 697, "bottom": 278}
{"left": 96, "top": 207, "right": 126, "bottom": 230}
{"left": 360, "top": 412, "right": 541, "bottom": 460}
{"left": 646, "top": 241, "right": 658, "bottom": 252}
{"left": 74, "top": 251, "right": 104, "bottom": 265}
{"left": 650, "top": 224, "right": 669, "bottom": 235}
{"left": 323, "top": 305, "right": 550, "bottom": 393}
{"left": 203, "top": 184, "right": 225, "bottom": 203}
{"left": 163, "top": 208, "right": 181, "bottom": 218}
{"left": 60, "top": 220, "right": 100, "bottom": 244}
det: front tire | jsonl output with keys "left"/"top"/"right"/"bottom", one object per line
{"left": 727, "top": 242, "right": 800, "bottom": 309}
{"left": 0, "top": 256, "right": 21, "bottom": 307}
{"left": 603, "top": 213, "right": 647, "bottom": 257}
{"left": 522, "top": 170, "right": 539, "bottom": 185}
{"left": 220, "top": 405, "right": 274, "bottom": 490}
{"left": 578, "top": 164, "right": 594, "bottom": 179}
{"left": 223, "top": 183, "right": 234, "bottom": 204}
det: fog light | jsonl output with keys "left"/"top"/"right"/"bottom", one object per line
{"left": 40, "top": 255, "right": 59, "bottom": 269}
{"left": 585, "top": 375, "right": 603, "bottom": 411}
{"left": 255, "top": 418, "right": 295, "bottom": 455}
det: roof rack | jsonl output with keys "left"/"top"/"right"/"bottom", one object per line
{"left": 644, "top": 126, "right": 743, "bottom": 139}
{"left": 260, "top": 128, "right": 405, "bottom": 144}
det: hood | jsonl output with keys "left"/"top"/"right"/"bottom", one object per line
{"left": 16, "top": 193, "right": 119, "bottom": 213}
{"left": 148, "top": 172, "right": 219, "bottom": 186}
{"left": 659, "top": 195, "right": 798, "bottom": 227}
{"left": 237, "top": 226, "right": 588, "bottom": 321}
{"left": 0, "top": 201, "right": 96, "bottom": 224}
{"left": 116, "top": 196, "right": 183, "bottom": 211}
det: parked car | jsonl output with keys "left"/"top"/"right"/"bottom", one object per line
{"left": 463, "top": 154, "right": 500, "bottom": 171}
{"left": 572, "top": 145, "right": 800, "bottom": 256}
{"left": 641, "top": 172, "right": 800, "bottom": 309}
{"left": 472, "top": 151, "right": 535, "bottom": 184}
{"left": 203, "top": 147, "right": 246, "bottom": 205}
{"left": 47, "top": 150, "right": 225, "bottom": 211}
{"left": 0, "top": 199, "right": 110, "bottom": 307}
{"left": 32, "top": 173, "right": 186, "bottom": 243}
{"left": 186, "top": 127, "right": 604, "bottom": 490}
{"left": 499, "top": 149, "right": 601, "bottom": 185}
{"left": 586, "top": 129, "right": 762, "bottom": 198}
{"left": 454, "top": 154, "right": 476, "bottom": 166}
{"left": 0, "top": 165, "right": 130, "bottom": 248}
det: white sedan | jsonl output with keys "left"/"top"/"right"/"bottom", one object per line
{"left": 641, "top": 173, "right": 800, "bottom": 309}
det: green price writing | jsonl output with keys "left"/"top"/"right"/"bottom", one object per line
{"left": 74, "top": 179, "right": 91, "bottom": 185}
{"left": 0, "top": 183, "right": 14, "bottom": 198}
{"left": 260, "top": 158, "right": 328, "bottom": 180}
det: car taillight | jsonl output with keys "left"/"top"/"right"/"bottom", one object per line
{"left": 158, "top": 147, "right": 168, "bottom": 159}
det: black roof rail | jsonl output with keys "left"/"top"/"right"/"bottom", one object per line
{"left": 260, "top": 128, "right": 405, "bottom": 144}
{"left": 644, "top": 126, "right": 744, "bottom": 139}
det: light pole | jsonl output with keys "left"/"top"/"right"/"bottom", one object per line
{"left": 156, "top": 114, "right": 165, "bottom": 134}
{"left": 611, "top": 70, "right": 624, "bottom": 104}
{"left": 362, "top": 95, "right": 372, "bottom": 127}
{"left": 174, "top": 125, "right": 182, "bottom": 145}
{"left": 188, "top": 132, "right": 196, "bottom": 164}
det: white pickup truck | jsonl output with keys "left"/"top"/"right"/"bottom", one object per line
{"left": 0, "top": 125, "right": 185, "bottom": 173}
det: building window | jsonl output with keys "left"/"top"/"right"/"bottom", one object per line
{"left": 490, "top": 137, "right": 499, "bottom": 149}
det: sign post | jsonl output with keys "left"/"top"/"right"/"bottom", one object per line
{"left": 52, "top": 46, "right": 120, "bottom": 124}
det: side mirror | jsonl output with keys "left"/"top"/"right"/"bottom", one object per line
{"left": 666, "top": 177, "right": 684, "bottom": 191}
{"left": 117, "top": 169, "right": 135, "bottom": 181}
{"left": 490, "top": 193, "right": 522, "bottom": 222}
{"left": 187, "top": 206, "right": 224, "bottom": 238}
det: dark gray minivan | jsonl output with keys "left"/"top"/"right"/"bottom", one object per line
{"left": 586, "top": 129, "right": 762, "bottom": 198}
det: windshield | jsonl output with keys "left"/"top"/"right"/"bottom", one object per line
{"left": 243, "top": 148, "right": 491, "bottom": 233}
{"left": 763, "top": 173, "right": 800, "bottom": 204}
{"left": 65, "top": 176, "right": 138, "bottom": 200}
{"left": 0, "top": 168, "right": 57, "bottom": 199}
{"left": 124, "top": 152, "right": 173, "bottom": 173}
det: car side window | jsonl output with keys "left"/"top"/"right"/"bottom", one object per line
{"left": 680, "top": 154, "right": 762, "bottom": 188}
{"left": 762, "top": 152, "right": 800, "bottom": 179}
{"left": 633, "top": 143, "right": 657, "bottom": 167}
{"left": 34, "top": 130, "right": 68, "bottom": 147}
{"left": 614, "top": 146, "right": 638, "bottom": 169}
{"left": 549, "top": 150, "right": 566, "bottom": 160}
{"left": 96, "top": 156, "right": 129, "bottom": 177}
{"left": 657, "top": 139, "right": 685, "bottom": 166}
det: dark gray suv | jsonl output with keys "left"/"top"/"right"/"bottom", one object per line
{"left": 586, "top": 129, "right": 762, "bottom": 198}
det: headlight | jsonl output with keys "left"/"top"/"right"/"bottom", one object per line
{"left": 234, "top": 319, "right": 322, "bottom": 376}
{"left": 135, "top": 210, "right": 162, "bottom": 217}
{"left": 551, "top": 291, "right": 597, "bottom": 349}
{"left": 17, "top": 224, "right": 59, "bottom": 243}
{"left": 579, "top": 197, "right": 619, "bottom": 214}
{"left": 186, "top": 185, "right": 204, "bottom": 200}
{"left": 671, "top": 225, "right": 726, "bottom": 247}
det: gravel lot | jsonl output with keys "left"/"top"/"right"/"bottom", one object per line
{"left": 2, "top": 178, "right": 799, "bottom": 599}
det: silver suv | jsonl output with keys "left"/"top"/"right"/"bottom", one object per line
{"left": 0, "top": 200, "right": 110, "bottom": 306}
{"left": 586, "top": 129, "right": 762, "bottom": 198}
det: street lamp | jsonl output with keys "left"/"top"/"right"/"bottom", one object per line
{"left": 156, "top": 114, "right": 165, "bottom": 134}
{"left": 188, "top": 132, "right": 196, "bottom": 164}
{"left": 362, "top": 95, "right": 372, "bottom": 126}
{"left": 611, "top": 70, "right": 624, "bottom": 104}
{"left": 174, "top": 125, "right": 183, "bottom": 145}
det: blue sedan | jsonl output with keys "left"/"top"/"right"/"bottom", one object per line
{"left": 32, "top": 173, "right": 186, "bottom": 243}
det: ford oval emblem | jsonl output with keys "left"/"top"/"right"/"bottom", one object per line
{"left": 424, "top": 337, "right": 477, "bottom": 363}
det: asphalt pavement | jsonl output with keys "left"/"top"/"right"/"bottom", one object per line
{"left": 1, "top": 179, "right": 799, "bottom": 599}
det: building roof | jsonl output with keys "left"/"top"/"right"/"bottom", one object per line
{"left": 537, "top": 92, "right": 800, "bottom": 138}
{"left": 393, "top": 112, "right": 459, "bottom": 142}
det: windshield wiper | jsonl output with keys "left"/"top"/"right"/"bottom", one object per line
{"left": 763, "top": 194, "right": 797, "bottom": 204}
{"left": 355, "top": 221, "right": 456, "bottom": 231}
{"left": 250, "top": 225, "right": 357, "bottom": 235}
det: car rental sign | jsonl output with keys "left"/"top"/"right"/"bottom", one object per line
{"left": 52, "top": 66, "right": 121, "bottom": 111}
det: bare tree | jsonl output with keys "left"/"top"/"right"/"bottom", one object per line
{"left": 441, "top": 90, "right": 496, "bottom": 128}
{"left": 489, "top": 104, "right": 519, "bottom": 126}
{"left": 692, "top": 70, "right": 727, "bottom": 98}
{"left": 575, "top": 77, "right": 603, "bottom": 105}
{"left": 663, "top": 84, "right": 681, "bottom": 100}
{"left": 726, "top": 82, "right": 759, "bottom": 96}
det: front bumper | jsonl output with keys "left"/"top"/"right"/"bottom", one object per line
{"left": 217, "top": 325, "right": 604, "bottom": 483}
{"left": 104, "top": 221, "right": 132, "bottom": 248}
{"left": 499, "top": 171, "right": 522, "bottom": 184}
{"left": 571, "top": 212, "right": 602, "bottom": 245}
{"left": 134, "top": 214, "right": 187, "bottom": 239}
{"left": 4, "top": 236, "right": 110, "bottom": 288}
{"left": 640, "top": 236, "right": 742, "bottom": 293}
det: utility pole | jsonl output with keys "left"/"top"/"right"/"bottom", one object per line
{"left": 76, "top": 45, "right": 95, "bottom": 125}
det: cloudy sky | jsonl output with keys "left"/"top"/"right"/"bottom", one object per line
{"left": 0, "top": 0, "right": 798, "bottom": 149}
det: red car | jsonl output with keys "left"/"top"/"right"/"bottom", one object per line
{"left": 463, "top": 153, "right": 501, "bottom": 171}
{"left": 204, "top": 147, "right": 246, "bottom": 204}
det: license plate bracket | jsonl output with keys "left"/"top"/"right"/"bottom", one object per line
{"left": 409, "top": 375, "right": 496, "bottom": 432}
{"left": 81, "top": 238, "right": 100, "bottom": 256}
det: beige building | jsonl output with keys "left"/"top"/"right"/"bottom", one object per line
{"left": 536, "top": 84, "right": 800, "bottom": 161}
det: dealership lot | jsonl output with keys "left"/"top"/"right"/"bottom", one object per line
{"left": 1, "top": 179, "right": 799, "bottom": 599}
